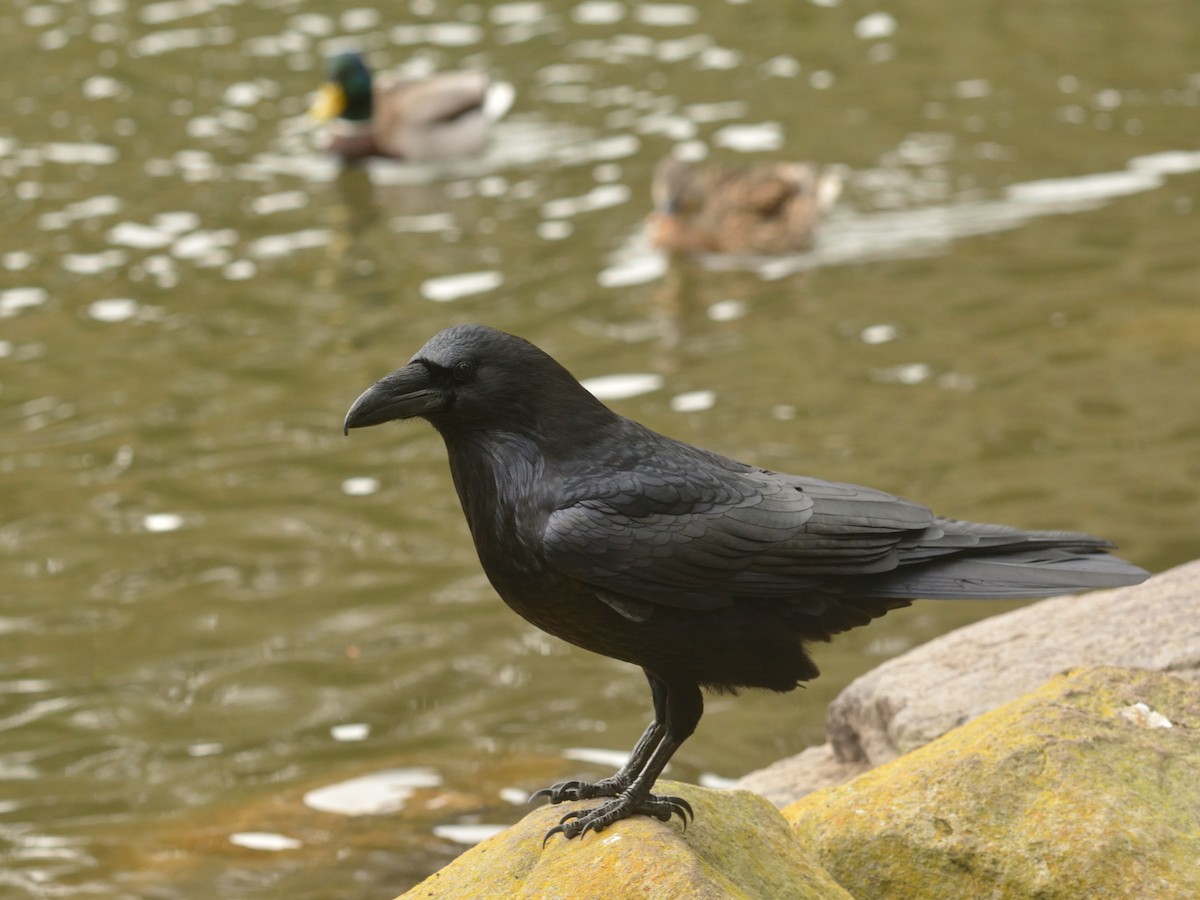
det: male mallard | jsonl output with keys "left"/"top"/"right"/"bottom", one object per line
{"left": 310, "top": 52, "right": 511, "bottom": 163}
{"left": 649, "top": 156, "right": 842, "bottom": 254}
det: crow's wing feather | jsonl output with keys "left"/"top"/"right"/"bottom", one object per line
{"left": 542, "top": 458, "right": 938, "bottom": 610}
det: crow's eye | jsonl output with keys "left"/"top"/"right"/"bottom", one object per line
{"left": 451, "top": 360, "right": 476, "bottom": 383}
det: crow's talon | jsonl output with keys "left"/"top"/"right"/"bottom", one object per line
{"left": 531, "top": 777, "right": 626, "bottom": 805}
{"left": 671, "top": 796, "right": 694, "bottom": 822}
{"left": 541, "top": 790, "right": 691, "bottom": 843}
{"left": 530, "top": 780, "right": 587, "bottom": 804}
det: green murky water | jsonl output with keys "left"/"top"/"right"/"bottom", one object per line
{"left": 2, "top": 0, "right": 1198, "bottom": 896}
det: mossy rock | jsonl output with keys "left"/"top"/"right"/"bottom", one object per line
{"left": 786, "top": 666, "right": 1200, "bottom": 899}
{"left": 399, "top": 781, "right": 850, "bottom": 899}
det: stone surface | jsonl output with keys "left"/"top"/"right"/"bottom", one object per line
{"left": 397, "top": 781, "right": 851, "bottom": 899}
{"left": 732, "top": 743, "right": 870, "bottom": 809}
{"left": 785, "top": 667, "right": 1200, "bottom": 900}
{"left": 739, "top": 559, "right": 1199, "bottom": 804}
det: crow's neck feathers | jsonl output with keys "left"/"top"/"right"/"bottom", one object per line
{"left": 431, "top": 362, "right": 628, "bottom": 549}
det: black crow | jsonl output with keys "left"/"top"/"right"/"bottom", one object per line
{"left": 343, "top": 324, "right": 1148, "bottom": 841}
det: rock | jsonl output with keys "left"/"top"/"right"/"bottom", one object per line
{"left": 739, "top": 559, "right": 1200, "bottom": 804}
{"left": 396, "top": 781, "right": 851, "bottom": 899}
{"left": 785, "top": 667, "right": 1200, "bottom": 900}
{"left": 827, "top": 560, "right": 1200, "bottom": 766}
{"left": 732, "top": 744, "right": 870, "bottom": 809}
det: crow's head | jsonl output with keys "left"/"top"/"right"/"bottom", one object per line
{"left": 344, "top": 324, "right": 612, "bottom": 440}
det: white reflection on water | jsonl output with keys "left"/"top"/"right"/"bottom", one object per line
{"left": 499, "top": 786, "right": 530, "bottom": 804}
{"left": 538, "top": 220, "right": 572, "bottom": 240}
{"left": 106, "top": 222, "right": 174, "bottom": 249}
{"left": 860, "top": 324, "right": 899, "bottom": 346}
{"left": 432, "top": 822, "right": 506, "bottom": 845}
{"left": 0, "top": 288, "right": 48, "bottom": 318}
{"left": 341, "top": 477, "right": 380, "bottom": 497}
{"left": 1007, "top": 169, "right": 1162, "bottom": 204}
{"left": 249, "top": 191, "right": 309, "bottom": 216}
{"left": 1, "top": 833, "right": 95, "bottom": 886}
{"left": 707, "top": 299, "right": 747, "bottom": 322}
{"left": 229, "top": 831, "right": 303, "bottom": 851}
{"left": 636, "top": 4, "right": 700, "bottom": 27}
{"left": 855, "top": 12, "right": 898, "bottom": 40}
{"left": 330, "top": 722, "right": 370, "bottom": 741}
{"left": 390, "top": 212, "right": 457, "bottom": 234}
{"left": 871, "top": 363, "right": 932, "bottom": 386}
{"left": 420, "top": 270, "right": 503, "bottom": 303}
{"left": 713, "top": 121, "right": 784, "bottom": 153}
{"left": 142, "top": 513, "right": 184, "bottom": 533}
{"left": 580, "top": 373, "right": 664, "bottom": 401}
{"left": 63, "top": 251, "right": 126, "bottom": 275}
{"left": 541, "top": 183, "right": 631, "bottom": 218}
{"left": 670, "top": 390, "right": 716, "bottom": 413}
{"left": 572, "top": 1, "right": 625, "bottom": 25}
{"left": 562, "top": 746, "right": 630, "bottom": 768}
{"left": 390, "top": 22, "right": 483, "bottom": 47}
{"left": 2, "top": 251, "right": 34, "bottom": 271}
{"left": 302, "top": 768, "right": 443, "bottom": 816}
{"left": 87, "top": 298, "right": 139, "bottom": 323}
{"left": 37, "top": 195, "right": 122, "bottom": 230}
{"left": 40, "top": 143, "right": 119, "bottom": 165}
{"left": 248, "top": 229, "right": 333, "bottom": 259}
{"left": 131, "top": 26, "right": 236, "bottom": 57}
{"left": 698, "top": 772, "right": 738, "bottom": 789}
{"left": 171, "top": 229, "right": 238, "bottom": 261}
{"left": 597, "top": 252, "right": 667, "bottom": 288}
{"left": 1130, "top": 150, "right": 1200, "bottom": 176}
{"left": 223, "top": 259, "right": 256, "bottom": 280}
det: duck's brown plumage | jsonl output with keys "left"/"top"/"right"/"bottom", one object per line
{"left": 650, "top": 156, "right": 841, "bottom": 255}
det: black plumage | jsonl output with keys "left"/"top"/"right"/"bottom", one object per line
{"left": 344, "top": 324, "right": 1148, "bottom": 841}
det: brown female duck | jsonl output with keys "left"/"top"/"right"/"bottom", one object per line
{"left": 649, "top": 156, "right": 841, "bottom": 255}
{"left": 310, "top": 52, "right": 510, "bottom": 163}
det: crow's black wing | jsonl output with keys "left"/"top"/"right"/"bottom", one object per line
{"left": 542, "top": 455, "right": 936, "bottom": 611}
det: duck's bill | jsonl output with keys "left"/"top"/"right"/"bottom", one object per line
{"left": 309, "top": 83, "right": 347, "bottom": 120}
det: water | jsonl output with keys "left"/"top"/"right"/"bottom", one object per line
{"left": 2, "top": 1, "right": 1198, "bottom": 896}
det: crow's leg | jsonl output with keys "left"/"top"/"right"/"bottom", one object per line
{"left": 532, "top": 669, "right": 670, "bottom": 804}
{"left": 531, "top": 719, "right": 663, "bottom": 804}
{"left": 543, "top": 675, "right": 701, "bottom": 843}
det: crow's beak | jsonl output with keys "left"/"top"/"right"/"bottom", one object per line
{"left": 344, "top": 363, "right": 446, "bottom": 435}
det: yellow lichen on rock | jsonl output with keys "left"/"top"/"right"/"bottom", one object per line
{"left": 785, "top": 666, "right": 1200, "bottom": 899}
{"left": 399, "top": 781, "right": 851, "bottom": 899}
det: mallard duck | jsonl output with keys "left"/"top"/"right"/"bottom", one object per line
{"left": 310, "top": 52, "right": 512, "bottom": 163}
{"left": 649, "top": 156, "right": 842, "bottom": 254}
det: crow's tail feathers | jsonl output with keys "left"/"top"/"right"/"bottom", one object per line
{"left": 872, "top": 525, "right": 1149, "bottom": 600}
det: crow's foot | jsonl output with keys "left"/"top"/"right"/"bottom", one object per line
{"left": 530, "top": 776, "right": 626, "bottom": 805}
{"left": 541, "top": 790, "right": 692, "bottom": 844}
